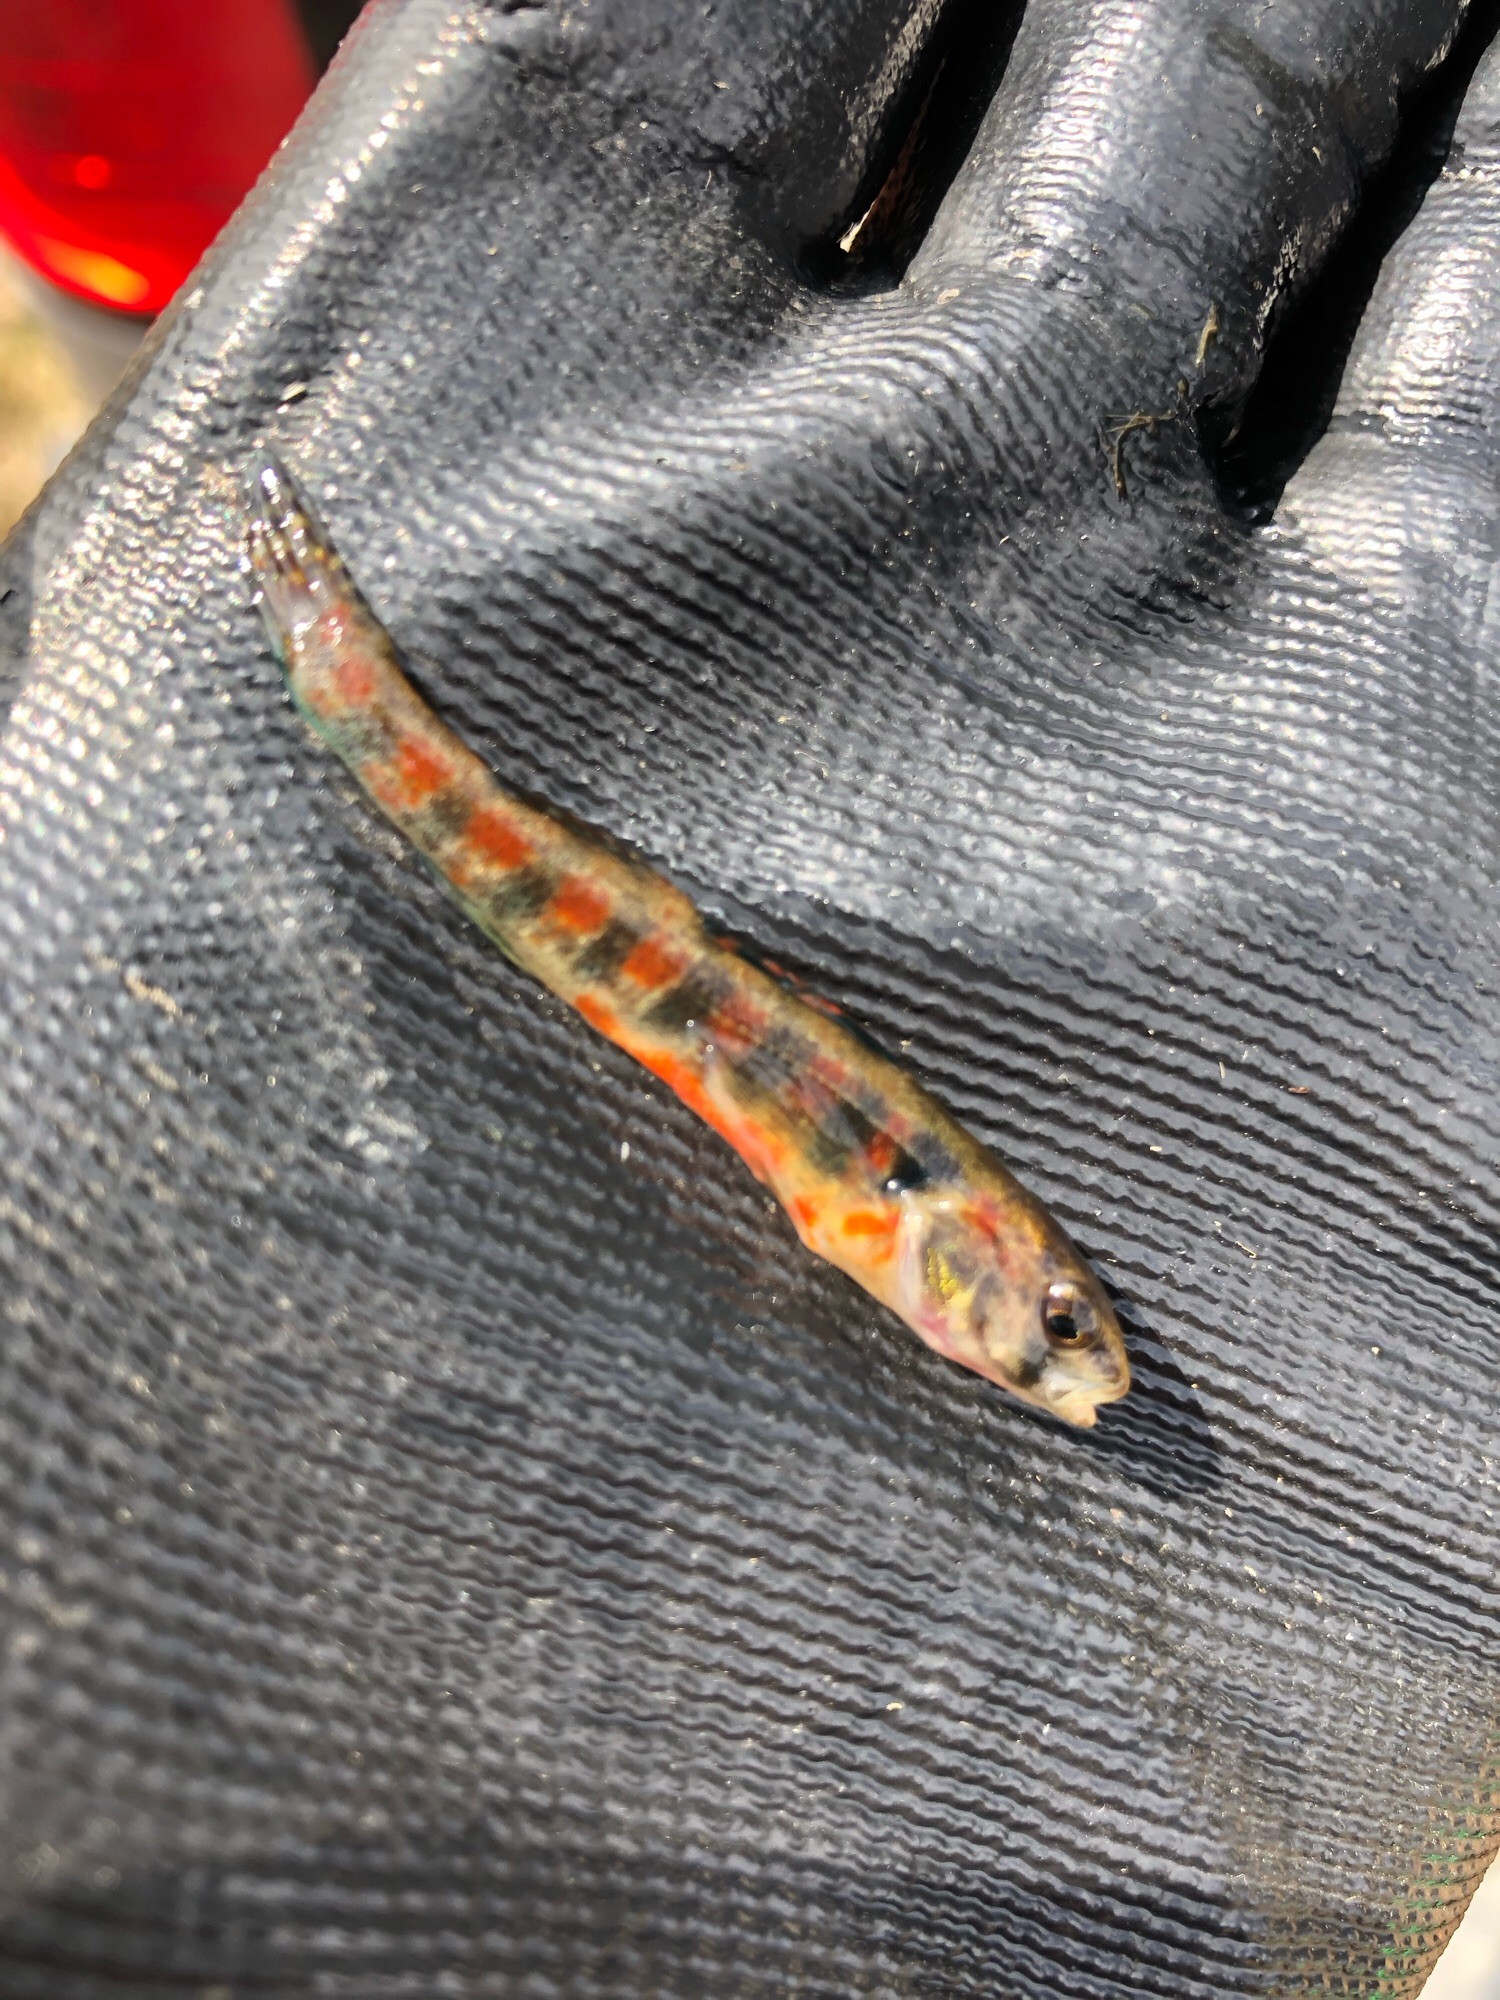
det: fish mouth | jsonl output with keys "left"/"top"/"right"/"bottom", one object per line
{"left": 1049, "top": 1367, "right": 1131, "bottom": 1427}
{"left": 984, "top": 1365, "right": 1111, "bottom": 1429}
{"left": 1092, "top": 1362, "right": 1133, "bottom": 1407}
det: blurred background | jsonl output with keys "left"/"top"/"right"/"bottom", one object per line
{"left": 0, "top": 0, "right": 362, "bottom": 527}
{"left": 0, "top": 5, "right": 1495, "bottom": 1995}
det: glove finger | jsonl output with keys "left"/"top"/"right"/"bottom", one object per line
{"left": 902, "top": 0, "right": 1474, "bottom": 463}
{"left": 1280, "top": 23, "right": 1500, "bottom": 628}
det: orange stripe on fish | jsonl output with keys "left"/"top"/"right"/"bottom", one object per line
{"left": 333, "top": 649, "right": 376, "bottom": 708}
{"left": 619, "top": 934, "right": 686, "bottom": 992}
{"left": 465, "top": 806, "right": 534, "bottom": 872}
{"left": 246, "top": 454, "right": 1132, "bottom": 1428}
{"left": 575, "top": 992, "right": 620, "bottom": 1037}
{"left": 549, "top": 876, "right": 613, "bottom": 936}
{"left": 841, "top": 1208, "right": 900, "bottom": 1243}
{"left": 395, "top": 736, "right": 454, "bottom": 807}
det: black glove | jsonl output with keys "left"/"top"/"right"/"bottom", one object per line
{"left": 0, "top": 0, "right": 1496, "bottom": 1991}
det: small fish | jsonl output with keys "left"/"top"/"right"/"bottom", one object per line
{"left": 245, "top": 458, "right": 1131, "bottom": 1427}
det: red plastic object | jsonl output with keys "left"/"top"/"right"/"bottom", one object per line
{"left": 0, "top": 0, "right": 315, "bottom": 316}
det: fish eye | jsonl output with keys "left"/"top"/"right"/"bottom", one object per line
{"left": 1042, "top": 1282, "right": 1095, "bottom": 1346}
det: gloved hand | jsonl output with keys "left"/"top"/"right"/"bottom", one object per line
{"left": 0, "top": 0, "right": 1496, "bottom": 1992}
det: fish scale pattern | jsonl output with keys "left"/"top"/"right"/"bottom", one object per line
{"left": 1, "top": 0, "right": 1499, "bottom": 1992}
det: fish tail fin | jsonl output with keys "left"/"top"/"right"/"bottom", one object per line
{"left": 244, "top": 452, "right": 368, "bottom": 664}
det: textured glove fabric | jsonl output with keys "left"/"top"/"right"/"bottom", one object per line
{"left": 0, "top": 0, "right": 1497, "bottom": 1993}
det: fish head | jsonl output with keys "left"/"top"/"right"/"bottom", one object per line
{"left": 896, "top": 1187, "right": 1130, "bottom": 1425}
